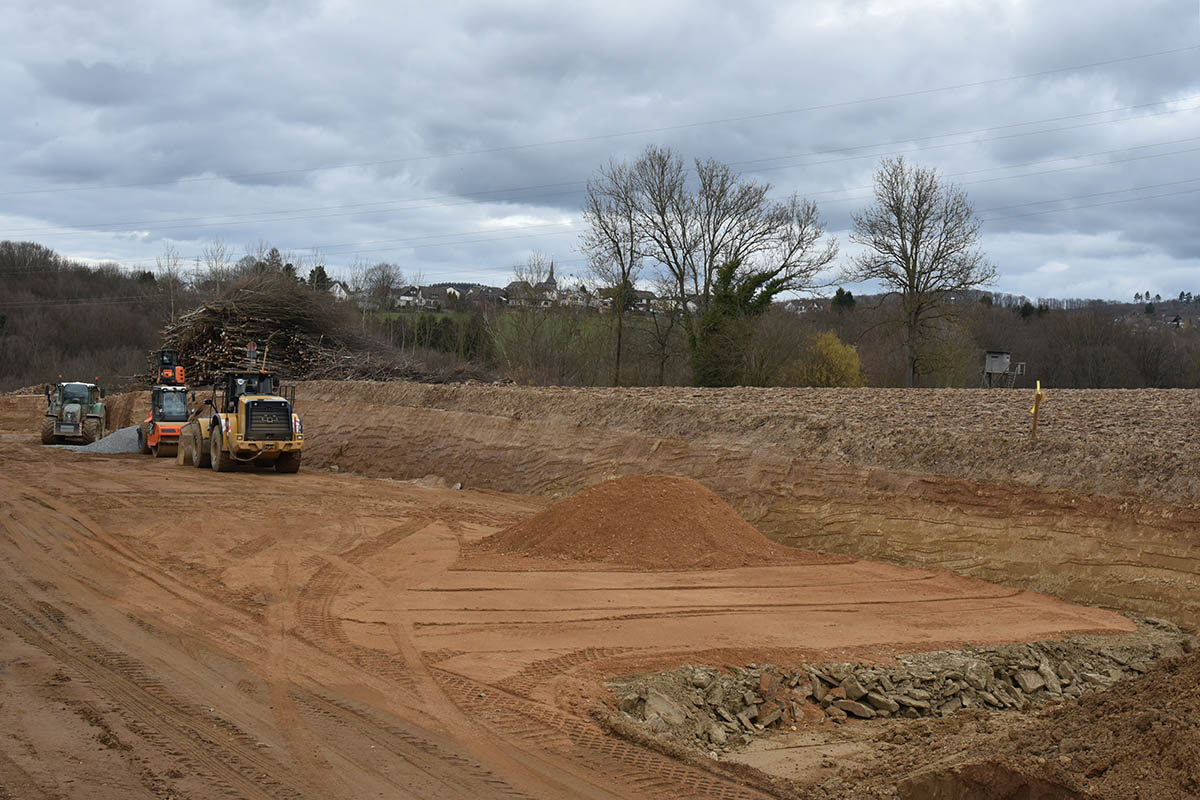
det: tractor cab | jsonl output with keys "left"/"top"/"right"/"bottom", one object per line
{"left": 154, "top": 349, "right": 186, "bottom": 386}
{"left": 42, "top": 381, "right": 107, "bottom": 444}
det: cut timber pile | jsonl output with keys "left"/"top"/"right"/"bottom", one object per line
{"left": 159, "top": 278, "right": 433, "bottom": 385}
{"left": 469, "top": 474, "right": 835, "bottom": 570}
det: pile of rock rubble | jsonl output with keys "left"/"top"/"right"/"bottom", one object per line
{"left": 611, "top": 621, "right": 1195, "bottom": 753}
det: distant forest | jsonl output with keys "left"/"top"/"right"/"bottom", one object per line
{"left": 2, "top": 240, "right": 1199, "bottom": 392}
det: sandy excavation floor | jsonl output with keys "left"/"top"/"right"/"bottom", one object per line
{"left": 0, "top": 430, "right": 1141, "bottom": 800}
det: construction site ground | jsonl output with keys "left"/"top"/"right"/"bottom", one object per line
{"left": 1, "top": 383, "right": 1197, "bottom": 799}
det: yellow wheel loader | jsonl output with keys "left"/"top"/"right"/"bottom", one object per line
{"left": 182, "top": 371, "right": 304, "bottom": 473}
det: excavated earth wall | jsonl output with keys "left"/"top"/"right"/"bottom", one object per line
{"left": 289, "top": 381, "right": 1200, "bottom": 630}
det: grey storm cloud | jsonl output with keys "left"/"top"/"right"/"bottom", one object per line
{"left": 1, "top": 0, "right": 1197, "bottom": 299}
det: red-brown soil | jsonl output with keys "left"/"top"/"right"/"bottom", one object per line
{"left": 1, "top": 381, "right": 1197, "bottom": 799}
{"left": 0, "top": 430, "right": 1136, "bottom": 799}
{"left": 468, "top": 475, "right": 838, "bottom": 570}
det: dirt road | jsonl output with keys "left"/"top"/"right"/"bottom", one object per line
{"left": 0, "top": 433, "right": 1134, "bottom": 799}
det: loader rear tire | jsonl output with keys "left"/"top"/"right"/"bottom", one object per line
{"left": 210, "top": 433, "right": 234, "bottom": 472}
{"left": 41, "top": 417, "right": 55, "bottom": 445}
{"left": 274, "top": 451, "right": 302, "bottom": 474}
{"left": 82, "top": 418, "right": 101, "bottom": 445}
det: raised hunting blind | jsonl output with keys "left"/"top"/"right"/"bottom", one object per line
{"left": 981, "top": 350, "right": 1025, "bottom": 388}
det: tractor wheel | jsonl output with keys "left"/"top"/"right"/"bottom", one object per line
{"left": 40, "top": 417, "right": 55, "bottom": 445}
{"left": 195, "top": 435, "right": 212, "bottom": 468}
{"left": 82, "top": 418, "right": 102, "bottom": 444}
{"left": 138, "top": 425, "right": 151, "bottom": 454}
{"left": 210, "top": 432, "right": 234, "bottom": 473}
{"left": 274, "top": 451, "right": 302, "bottom": 474}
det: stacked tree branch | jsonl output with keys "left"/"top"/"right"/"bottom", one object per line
{"left": 157, "top": 276, "right": 444, "bottom": 385}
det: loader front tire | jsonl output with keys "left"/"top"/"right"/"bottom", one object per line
{"left": 210, "top": 432, "right": 234, "bottom": 472}
{"left": 274, "top": 451, "right": 302, "bottom": 474}
{"left": 195, "top": 434, "right": 211, "bottom": 468}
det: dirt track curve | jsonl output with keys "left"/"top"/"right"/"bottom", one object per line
{"left": 0, "top": 428, "right": 1134, "bottom": 800}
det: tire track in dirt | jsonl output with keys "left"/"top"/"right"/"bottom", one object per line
{"left": 265, "top": 554, "right": 354, "bottom": 798}
{"left": 0, "top": 593, "right": 304, "bottom": 800}
{"left": 496, "top": 648, "right": 638, "bottom": 699}
{"left": 294, "top": 554, "right": 420, "bottom": 694}
{"left": 433, "top": 667, "right": 774, "bottom": 800}
{"left": 291, "top": 689, "right": 532, "bottom": 799}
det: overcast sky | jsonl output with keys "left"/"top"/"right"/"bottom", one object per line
{"left": 2, "top": 0, "right": 1198, "bottom": 301}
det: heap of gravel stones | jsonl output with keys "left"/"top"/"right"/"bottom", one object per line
{"left": 610, "top": 620, "right": 1195, "bottom": 754}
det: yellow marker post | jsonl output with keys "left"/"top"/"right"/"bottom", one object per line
{"left": 1030, "top": 380, "right": 1046, "bottom": 440}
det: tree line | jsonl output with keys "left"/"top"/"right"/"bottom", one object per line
{"left": 4, "top": 148, "right": 1197, "bottom": 392}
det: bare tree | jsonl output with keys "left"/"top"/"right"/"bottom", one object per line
{"left": 584, "top": 146, "right": 837, "bottom": 379}
{"left": 844, "top": 156, "right": 995, "bottom": 387}
{"left": 198, "top": 238, "right": 232, "bottom": 292}
{"left": 155, "top": 242, "right": 185, "bottom": 322}
{"left": 364, "top": 262, "right": 404, "bottom": 311}
{"left": 582, "top": 160, "right": 641, "bottom": 385}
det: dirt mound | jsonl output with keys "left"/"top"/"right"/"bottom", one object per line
{"left": 469, "top": 475, "right": 828, "bottom": 570}
{"left": 995, "top": 653, "right": 1200, "bottom": 799}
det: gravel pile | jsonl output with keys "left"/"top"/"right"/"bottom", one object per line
{"left": 53, "top": 425, "right": 142, "bottom": 454}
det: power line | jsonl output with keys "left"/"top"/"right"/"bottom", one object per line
{"left": 2, "top": 44, "right": 1194, "bottom": 197}
{"left": 981, "top": 186, "right": 1200, "bottom": 222}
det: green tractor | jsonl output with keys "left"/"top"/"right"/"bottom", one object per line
{"left": 42, "top": 381, "right": 107, "bottom": 445}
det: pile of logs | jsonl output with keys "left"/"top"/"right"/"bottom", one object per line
{"left": 158, "top": 280, "right": 429, "bottom": 385}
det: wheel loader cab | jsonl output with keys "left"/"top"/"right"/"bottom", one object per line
{"left": 203, "top": 370, "right": 303, "bottom": 474}
{"left": 219, "top": 372, "right": 281, "bottom": 413}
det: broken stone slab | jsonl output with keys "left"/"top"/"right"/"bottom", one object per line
{"left": 826, "top": 663, "right": 852, "bottom": 682}
{"left": 1038, "top": 660, "right": 1062, "bottom": 694}
{"left": 757, "top": 701, "right": 783, "bottom": 727}
{"left": 825, "top": 705, "right": 848, "bottom": 722}
{"left": 735, "top": 711, "right": 756, "bottom": 732}
{"left": 893, "top": 695, "right": 930, "bottom": 710}
{"left": 979, "top": 690, "right": 1002, "bottom": 707}
{"left": 716, "top": 707, "right": 736, "bottom": 724}
{"left": 1014, "top": 670, "right": 1045, "bottom": 694}
{"left": 964, "top": 660, "right": 992, "bottom": 691}
{"left": 840, "top": 674, "right": 869, "bottom": 701}
{"left": 645, "top": 688, "right": 687, "bottom": 726}
{"left": 810, "top": 674, "right": 827, "bottom": 702}
{"left": 705, "top": 683, "right": 725, "bottom": 707}
{"left": 619, "top": 693, "right": 643, "bottom": 716}
{"left": 832, "top": 699, "right": 876, "bottom": 719}
{"left": 708, "top": 723, "right": 727, "bottom": 745}
{"left": 938, "top": 695, "right": 962, "bottom": 716}
{"left": 866, "top": 692, "right": 900, "bottom": 713}
{"left": 820, "top": 687, "right": 847, "bottom": 706}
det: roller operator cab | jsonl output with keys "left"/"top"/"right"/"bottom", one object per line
{"left": 138, "top": 385, "right": 190, "bottom": 458}
{"left": 41, "top": 381, "right": 107, "bottom": 444}
{"left": 198, "top": 371, "right": 304, "bottom": 473}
